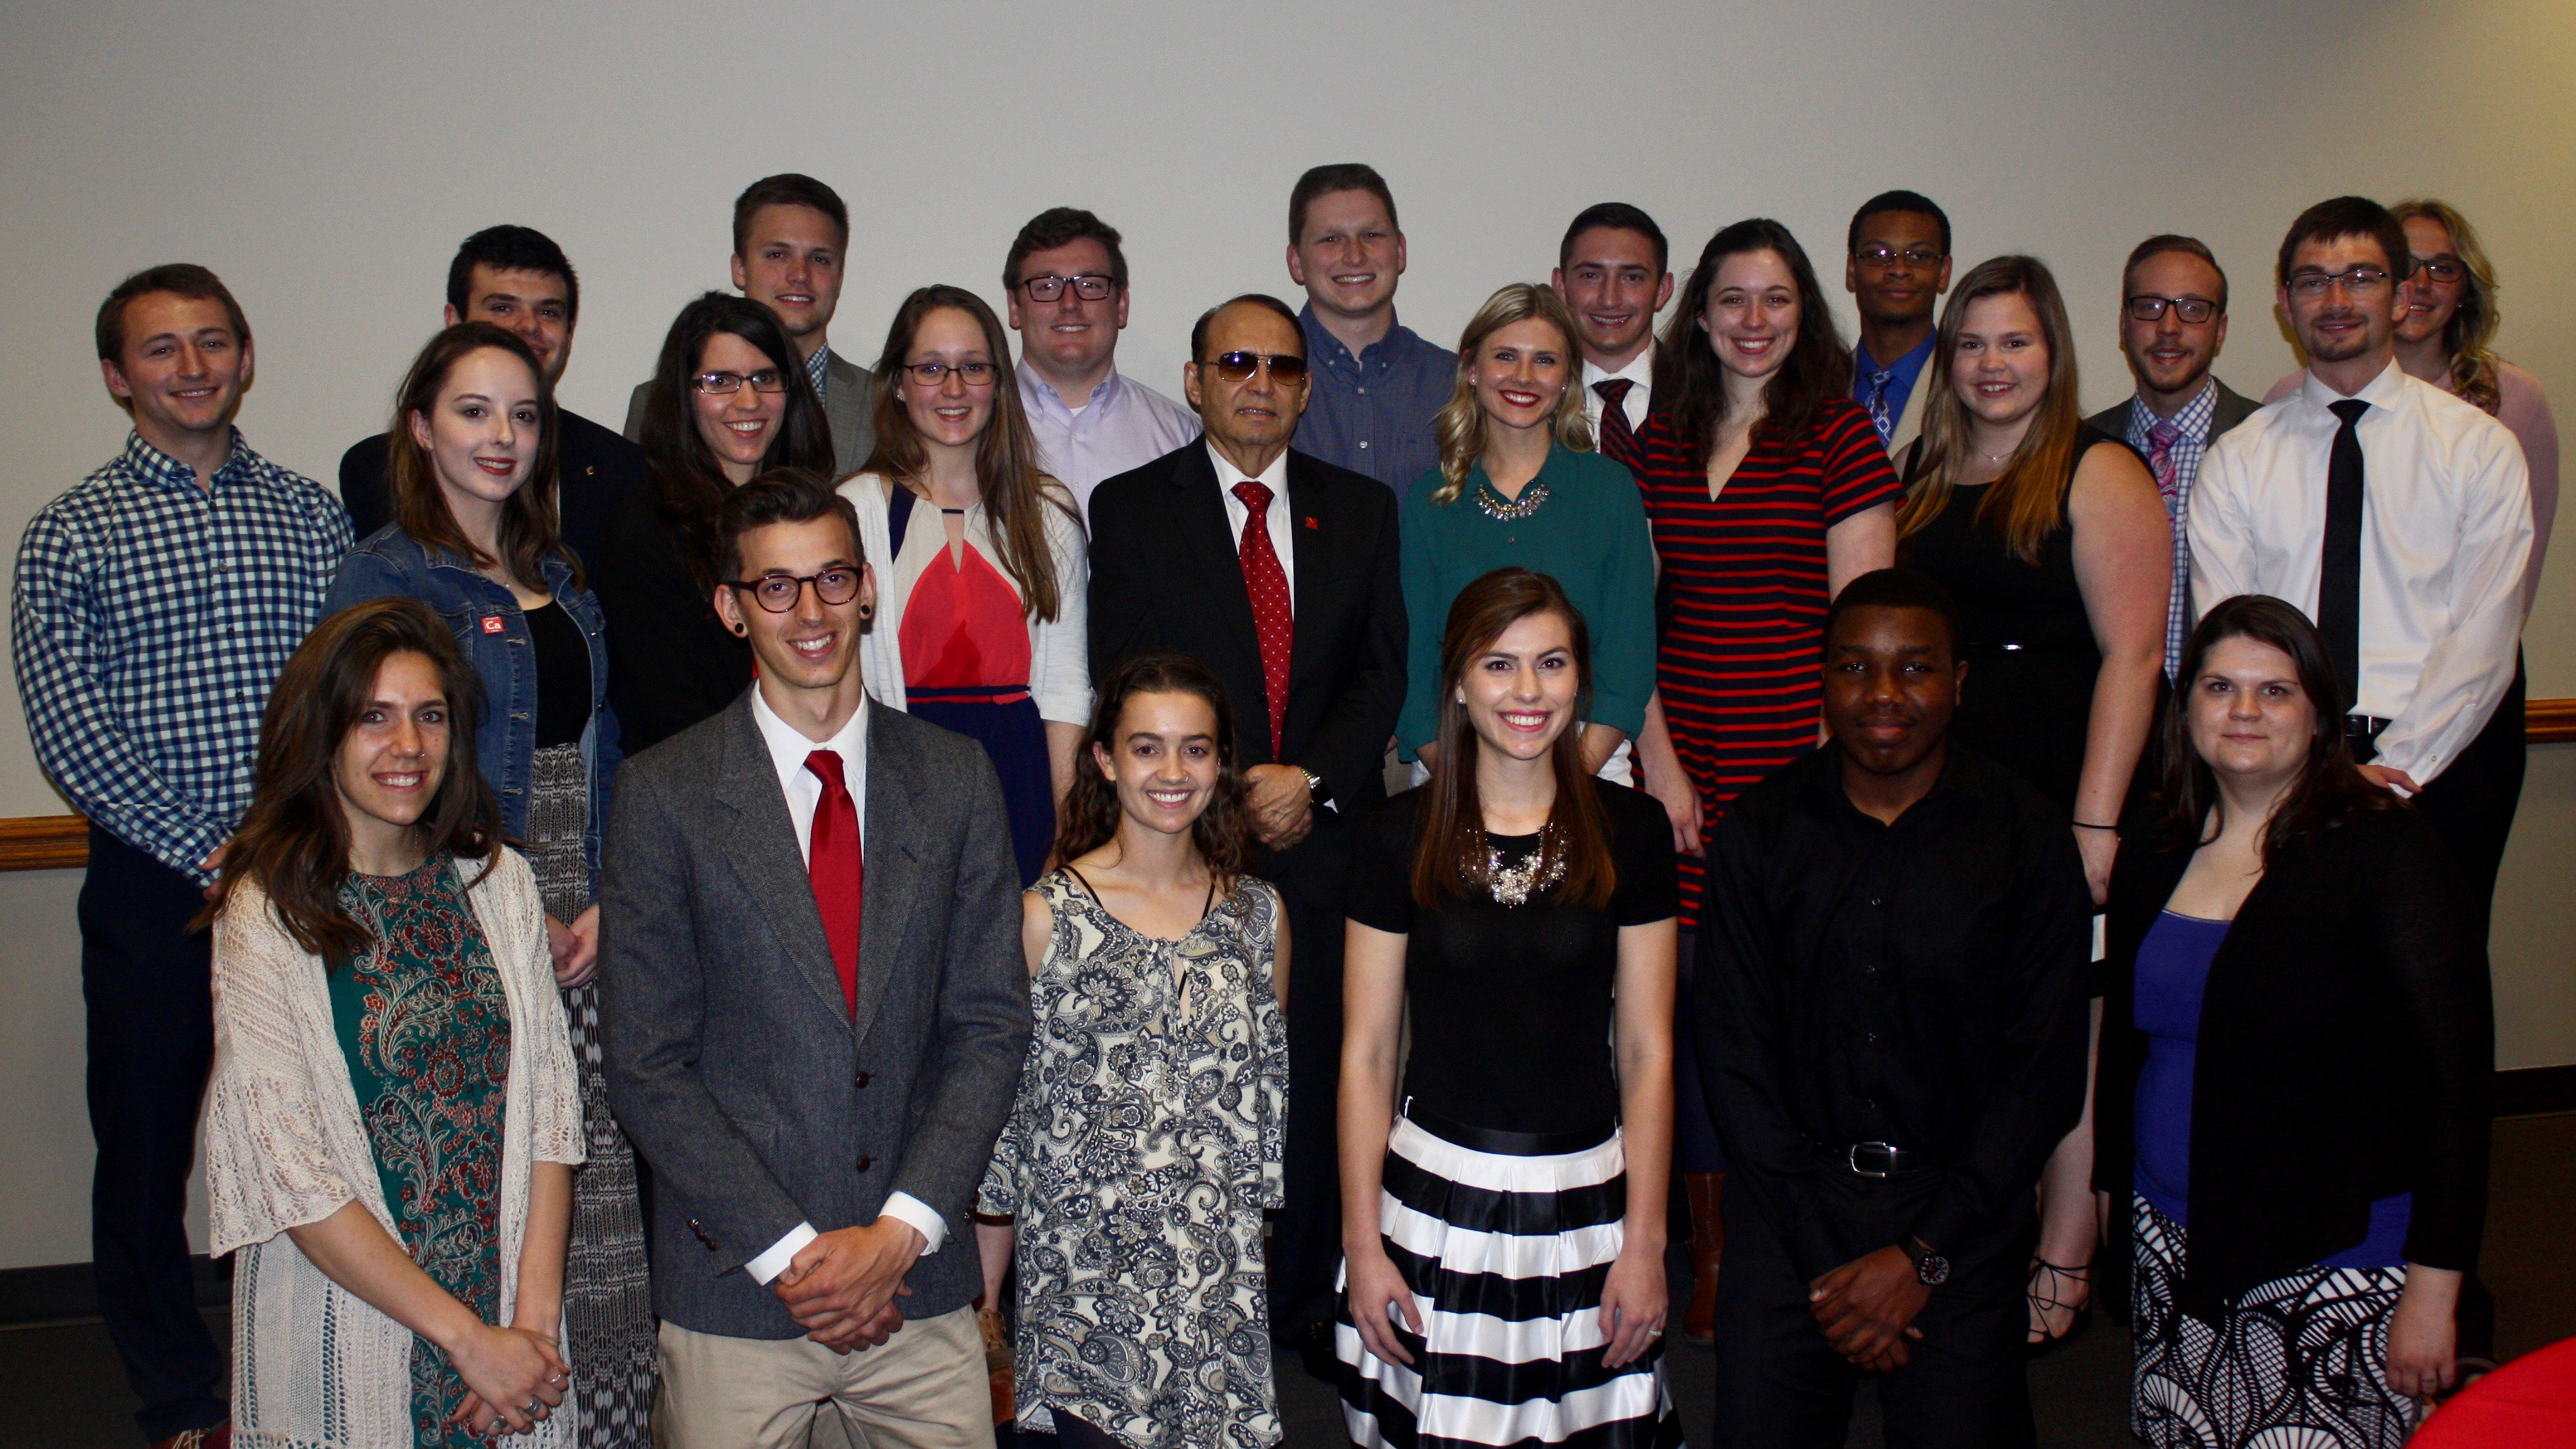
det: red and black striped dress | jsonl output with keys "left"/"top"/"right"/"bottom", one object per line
{"left": 1614, "top": 398, "right": 1901, "bottom": 908}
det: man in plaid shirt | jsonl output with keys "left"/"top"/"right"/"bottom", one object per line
{"left": 10, "top": 264, "right": 349, "bottom": 1448}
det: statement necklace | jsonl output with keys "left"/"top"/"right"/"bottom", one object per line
{"left": 1483, "top": 825, "right": 1565, "bottom": 907}
{"left": 1474, "top": 477, "right": 1550, "bottom": 522}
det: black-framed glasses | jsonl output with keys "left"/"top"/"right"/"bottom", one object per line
{"left": 693, "top": 368, "right": 788, "bottom": 396}
{"left": 1854, "top": 245, "right": 1944, "bottom": 271}
{"left": 723, "top": 567, "right": 863, "bottom": 613}
{"left": 900, "top": 360, "right": 1001, "bottom": 388}
{"left": 1019, "top": 273, "right": 1116, "bottom": 302}
{"left": 1200, "top": 351, "right": 1310, "bottom": 383}
{"left": 2288, "top": 266, "right": 2393, "bottom": 300}
{"left": 2126, "top": 295, "right": 2220, "bottom": 324}
{"left": 2412, "top": 257, "right": 2468, "bottom": 285}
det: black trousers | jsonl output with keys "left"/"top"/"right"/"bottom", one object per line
{"left": 80, "top": 826, "right": 227, "bottom": 1440}
{"left": 2386, "top": 654, "right": 2526, "bottom": 936}
{"left": 1258, "top": 809, "right": 1352, "bottom": 1338}
{"left": 1711, "top": 1169, "right": 2035, "bottom": 1449}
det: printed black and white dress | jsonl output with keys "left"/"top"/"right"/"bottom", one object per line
{"left": 1336, "top": 781, "right": 1684, "bottom": 1448}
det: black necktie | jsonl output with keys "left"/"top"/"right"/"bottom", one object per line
{"left": 2319, "top": 398, "right": 2370, "bottom": 717}
{"left": 1593, "top": 379, "right": 1638, "bottom": 462}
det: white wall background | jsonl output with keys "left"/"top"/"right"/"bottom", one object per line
{"left": 1, "top": 0, "right": 2570, "bottom": 1267}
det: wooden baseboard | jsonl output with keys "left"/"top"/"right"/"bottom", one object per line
{"left": 2526, "top": 696, "right": 2576, "bottom": 744}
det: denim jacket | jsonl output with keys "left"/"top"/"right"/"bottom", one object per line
{"left": 326, "top": 525, "right": 622, "bottom": 884}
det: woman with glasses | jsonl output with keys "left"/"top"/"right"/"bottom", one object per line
{"left": 1399, "top": 283, "right": 1654, "bottom": 781}
{"left": 2097, "top": 596, "right": 2490, "bottom": 1448}
{"left": 1896, "top": 255, "right": 2169, "bottom": 1348}
{"left": 322, "top": 323, "right": 654, "bottom": 1443}
{"left": 841, "top": 284, "right": 1089, "bottom": 886}
{"left": 592, "top": 292, "right": 836, "bottom": 753}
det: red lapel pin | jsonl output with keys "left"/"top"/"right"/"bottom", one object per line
{"left": 480, "top": 614, "right": 505, "bottom": 634}
{"left": 1303, "top": 515, "right": 1319, "bottom": 530}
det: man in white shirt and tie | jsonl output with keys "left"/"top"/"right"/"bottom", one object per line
{"left": 1553, "top": 203, "right": 1674, "bottom": 463}
{"left": 2191, "top": 196, "right": 2532, "bottom": 924}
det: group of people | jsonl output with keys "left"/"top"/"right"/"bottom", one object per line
{"left": 7, "top": 159, "right": 2543, "bottom": 1449}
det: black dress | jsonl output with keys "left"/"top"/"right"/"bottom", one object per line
{"left": 590, "top": 489, "right": 751, "bottom": 754}
{"left": 1901, "top": 426, "right": 2143, "bottom": 819}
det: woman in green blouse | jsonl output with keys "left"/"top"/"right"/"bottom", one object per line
{"left": 1402, "top": 283, "right": 1657, "bottom": 780}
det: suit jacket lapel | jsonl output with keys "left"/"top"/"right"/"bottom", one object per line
{"left": 711, "top": 695, "right": 851, "bottom": 1028}
{"left": 855, "top": 701, "right": 923, "bottom": 1045}
{"left": 1174, "top": 446, "right": 1264, "bottom": 682}
{"left": 1281, "top": 452, "right": 1340, "bottom": 699}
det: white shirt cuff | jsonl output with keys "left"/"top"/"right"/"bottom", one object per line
{"left": 878, "top": 1192, "right": 947, "bottom": 1254}
{"left": 745, "top": 1221, "right": 819, "bottom": 1285}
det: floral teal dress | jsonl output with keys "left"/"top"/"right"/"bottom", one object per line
{"left": 330, "top": 856, "right": 513, "bottom": 1448}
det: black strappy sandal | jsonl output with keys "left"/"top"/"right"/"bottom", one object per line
{"left": 2026, "top": 1257, "right": 2094, "bottom": 1355}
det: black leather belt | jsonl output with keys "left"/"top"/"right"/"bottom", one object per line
{"left": 1812, "top": 1139, "right": 1941, "bottom": 1178}
{"left": 2345, "top": 714, "right": 2390, "bottom": 739}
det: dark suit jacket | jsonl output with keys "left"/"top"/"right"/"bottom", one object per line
{"left": 597, "top": 693, "right": 1031, "bottom": 1336}
{"left": 625, "top": 347, "right": 878, "bottom": 477}
{"left": 337, "top": 407, "right": 644, "bottom": 569}
{"left": 2084, "top": 378, "right": 2260, "bottom": 452}
{"left": 2093, "top": 804, "right": 2491, "bottom": 1316}
{"left": 1086, "top": 443, "right": 1405, "bottom": 809}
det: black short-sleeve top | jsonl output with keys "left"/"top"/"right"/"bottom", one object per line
{"left": 1346, "top": 778, "right": 1680, "bottom": 1135}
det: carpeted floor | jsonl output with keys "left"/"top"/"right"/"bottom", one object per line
{"left": 12, "top": 1113, "right": 2570, "bottom": 1448}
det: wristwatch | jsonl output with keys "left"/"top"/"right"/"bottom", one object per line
{"left": 1901, "top": 1234, "right": 1950, "bottom": 1287}
{"left": 1300, "top": 767, "right": 1334, "bottom": 809}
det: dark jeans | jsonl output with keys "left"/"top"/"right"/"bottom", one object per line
{"left": 79, "top": 826, "right": 227, "bottom": 1439}
{"left": 1711, "top": 1168, "right": 2036, "bottom": 1449}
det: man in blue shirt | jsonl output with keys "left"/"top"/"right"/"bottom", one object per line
{"left": 1283, "top": 164, "right": 1456, "bottom": 501}
{"left": 1845, "top": 191, "right": 1955, "bottom": 458}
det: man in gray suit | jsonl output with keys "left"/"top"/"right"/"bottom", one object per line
{"left": 627, "top": 173, "right": 880, "bottom": 473}
{"left": 599, "top": 471, "right": 1026, "bottom": 1445}
{"left": 2087, "top": 234, "right": 2260, "bottom": 678}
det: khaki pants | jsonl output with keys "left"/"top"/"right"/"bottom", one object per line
{"left": 657, "top": 1307, "right": 990, "bottom": 1449}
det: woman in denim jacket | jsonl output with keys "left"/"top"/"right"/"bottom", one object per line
{"left": 324, "top": 321, "right": 654, "bottom": 1443}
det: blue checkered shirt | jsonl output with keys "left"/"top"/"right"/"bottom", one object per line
{"left": 2124, "top": 382, "right": 2218, "bottom": 678}
{"left": 805, "top": 342, "right": 832, "bottom": 403}
{"left": 11, "top": 430, "right": 352, "bottom": 881}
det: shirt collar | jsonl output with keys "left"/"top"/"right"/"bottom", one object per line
{"left": 2132, "top": 378, "right": 2220, "bottom": 442}
{"left": 1020, "top": 365, "right": 1124, "bottom": 418}
{"left": 2298, "top": 355, "right": 2409, "bottom": 415}
{"left": 120, "top": 427, "right": 247, "bottom": 491}
{"left": 1796, "top": 737, "right": 1982, "bottom": 828}
{"left": 1299, "top": 302, "right": 1416, "bottom": 367}
{"left": 805, "top": 342, "right": 833, "bottom": 397}
{"left": 1206, "top": 441, "right": 1289, "bottom": 496}
{"left": 1581, "top": 352, "right": 1653, "bottom": 392}
{"left": 1859, "top": 332, "right": 1937, "bottom": 382}
{"left": 750, "top": 685, "right": 868, "bottom": 788}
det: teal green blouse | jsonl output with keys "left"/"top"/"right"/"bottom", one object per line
{"left": 1398, "top": 444, "right": 1657, "bottom": 756}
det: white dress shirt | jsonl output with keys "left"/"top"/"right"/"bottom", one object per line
{"left": 741, "top": 687, "right": 948, "bottom": 1281}
{"left": 1211, "top": 442, "right": 1295, "bottom": 610}
{"left": 1019, "top": 366, "right": 1203, "bottom": 520}
{"left": 2191, "top": 359, "right": 2531, "bottom": 785}
{"left": 1580, "top": 353, "right": 1653, "bottom": 436}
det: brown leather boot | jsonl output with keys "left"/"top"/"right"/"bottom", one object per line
{"left": 1684, "top": 1170, "right": 1725, "bottom": 1340}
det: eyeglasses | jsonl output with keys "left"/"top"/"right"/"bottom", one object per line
{"left": 1200, "top": 351, "right": 1310, "bottom": 383}
{"left": 2288, "top": 266, "right": 2393, "bottom": 300}
{"left": 1854, "top": 246, "right": 1944, "bottom": 271}
{"left": 2412, "top": 258, "right": 2468, "bottom": 285}
{"left": 693, "top": 368, "right": 788, "bottom": 395}
{"left": 899, "top": 360, "right": 1001, "bottom": 388}
{"left": 723, "top": 567, "right": 864, "bottom": 613}
{"left": 2126, "top": 295, "right": 2220, "bottom": 324}
{"left": 1019, "top": 273, "right": 1116, "bottom": 302}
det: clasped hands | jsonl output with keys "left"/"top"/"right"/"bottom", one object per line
{"left": 774, "top": 1217, "right": 925, "bottom": 1354}
{"left": 1808, "top": 1244, "right": 1930, "bottom": 1373}
{"left": 1242, "top": 763, "right": 1314, "bottom": 850}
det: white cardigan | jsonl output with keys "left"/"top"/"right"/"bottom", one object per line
{"left": 841, "top": 471, "right": 1093, "bottom": 726}
{"left": 204, "top": 850, "right": 584, "bottom": 1449}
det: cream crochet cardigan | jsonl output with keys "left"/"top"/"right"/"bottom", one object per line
{"left": 204, "top": 849, "right": 585, "bottom": 1449}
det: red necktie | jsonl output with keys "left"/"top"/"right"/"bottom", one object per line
{"left": 1232, "top": 480, "right": 1295, "bottom": 759}
{"left": 1592, "top": 378, "right": 1638, "bottom": 464}
{"left": 804, "top": 749, "right": 863, "bottom": 1018}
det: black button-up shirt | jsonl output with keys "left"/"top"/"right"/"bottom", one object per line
{"left": 1696, "top": 742, "right": 2091, "bottom": 1270}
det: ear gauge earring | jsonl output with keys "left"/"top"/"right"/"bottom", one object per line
{"left": 860, "top": 604, "right": 875, "bottom": 620}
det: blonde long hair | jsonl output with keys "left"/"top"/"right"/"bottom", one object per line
{"left": 2392, "top": 198, "right": 2505, "bottom": 416}
{"left": 1429, "top": 284, "right": 1593, "bottom": 506}
{"left": 1896, "top": 255, "right": 2083, "bottom": 563}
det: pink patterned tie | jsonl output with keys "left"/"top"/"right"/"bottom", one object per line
{"left": 2147, "top": 420, "right": 2181, "bottom": 507}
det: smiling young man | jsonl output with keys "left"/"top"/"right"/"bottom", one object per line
{"left": 1694, "top": 568, "right": 2090, "bottom": 1448}
{"left": 2084, "top": 236, "right": 2261, "bottom": 679}
{"left": 1552, "top": 202, "right": 1674, "bottom": 460}
{"left": 598, "top": 472, "right": 1028, "bottom": 1446}
{"left": 11, "top": 264, "right": 352, "bottom": 1448}
{"left": 1002, "top": 207, "right": 1200, "bottom": 520}
{"left": 625, "top": 174, "right": 880, "bottom": 473}
{"left": 339, "top": 225, "right": 646, "bottom": 565}
{"left": 1282, "top": 164, "right": 1457, "bottom": 501}
{"left": 2192, "top": 196, "right": 2533, "bottom": 928}
{"left": 1844, "top": 191, "right": 1955, "bottom": 455}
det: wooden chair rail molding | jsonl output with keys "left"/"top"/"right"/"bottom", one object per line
{"left": 3, "top": 697, "right": 2573, "bottom": 872}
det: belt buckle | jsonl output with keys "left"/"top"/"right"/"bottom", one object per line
{"left": 1847, "top": 1142, "right": 1897, "bottom": 1178}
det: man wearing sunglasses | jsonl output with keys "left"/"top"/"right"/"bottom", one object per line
{"left": 2086, "top": 236, "right": 2260, "bottom": 678}
{"left": 1003, "top": 207, "right": 1200, "bottom": 520}
{"left": 1087, "top": 293, "right": 1405, "bottom": 1375}
{"left": 2193, "top": 196, "right": 2532, "bottom": 933}
{"left": 1846, "top": 190, "right": 1955, "bottom": 456}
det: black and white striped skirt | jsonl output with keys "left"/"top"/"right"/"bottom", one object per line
{"left": 1335, "top": 1111, "right": 1683, "bottom": 1448}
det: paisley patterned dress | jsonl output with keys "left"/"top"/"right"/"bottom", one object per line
{"left": 331, "top": 857, "right": 511, "bottom": 1448}
{"left": 979, "top": 872, "right": 1290, "bottom": 1449}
